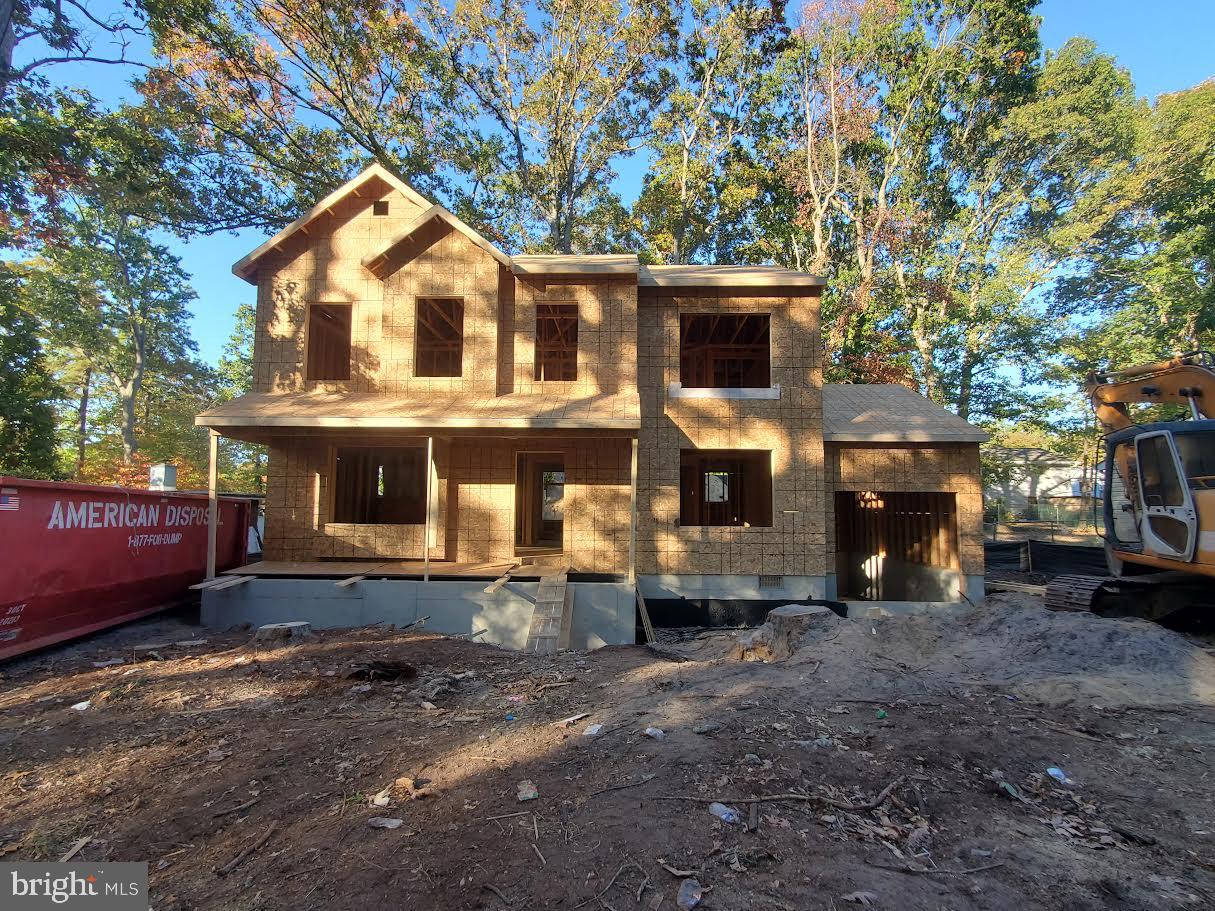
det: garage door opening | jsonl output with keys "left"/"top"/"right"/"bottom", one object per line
{"left": 835, "top": 491, "right": 960, "bottom": 600}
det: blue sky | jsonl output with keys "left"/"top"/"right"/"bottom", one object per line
{"left": 29, "top": 1, "right": 1215, "bottom": 365}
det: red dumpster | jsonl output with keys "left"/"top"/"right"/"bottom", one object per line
{"left": 0, "top": 477, "right": 251, "bottom": 661}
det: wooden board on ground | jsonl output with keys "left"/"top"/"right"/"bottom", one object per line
{"left": 636, "top": 587, "right": 656, "bottom": 644}
{"left": 986, "top": 580, "right": 1048, "bottom": 596}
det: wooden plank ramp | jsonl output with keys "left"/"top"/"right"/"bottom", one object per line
{"left": 526, "top": 570, "right": 570, "bottom": 654}
{"left": 636, "top": 586, "right": 656, "bottom": 644}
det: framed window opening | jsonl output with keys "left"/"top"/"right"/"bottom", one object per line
{"left": 679, "top": 449, "right": 773, "bottom": 527}
{"left": 332, "top": 446, "right": 427, "bottom": 524}
{"left": 415, "top": 297, "right": 465, "bottom": 377}
{"left": 679, "top": 314, "right": 771, "bottom": 388}
{"left": 306, "top": 303, "right": 352, "bottom": 381}
{"left": 535, "top": 303, "right": 578, "bottom": 381}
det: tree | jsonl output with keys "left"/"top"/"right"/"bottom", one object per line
{"left": 215, "top": 301, "right": 265, "bottom": 492}
{"left": 767, "top": 0, "right": 1045, "bottom": 391}
{"left": 22, "top": 208, "right": 198, "bottom": 463}
{"left": 891, "top": 38, "right": 1140, "bottom": 420}
{"left": 1, "top": 0, "right": 144, "bottom": 101}
{"left": 140, "top": 0, "right": 460, "bottom": 234}
{"left": 1057, "top": 78, "right": 1215, "bottom": 368}
{"left": 759, "top": 3, "right": 1142, "bottom": 426}
{"left": 423, "top": 0, "right": 680, "bottom": 252}
{"left": 0, "top": 264, "right": 61, "bottom": 477}
{"left": 633, "top": 0, "right": 786, "bottom": 264}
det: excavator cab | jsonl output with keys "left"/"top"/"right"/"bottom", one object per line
{"left": 1103, "top": 422, "right": 1215, "bottom": 568}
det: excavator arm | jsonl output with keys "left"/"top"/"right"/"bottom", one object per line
{"left": 1087, "top": 351, "right": 1215, "bottom": 432}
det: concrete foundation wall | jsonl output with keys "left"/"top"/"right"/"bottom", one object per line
{"left": 825, "top": 572, "right": 985, "bottom": 605}
{"left": 201, "top": 578, "right": 636, "bottom": 651}
{"left": 639, "top": 574, "right": 828, "bottom": 602}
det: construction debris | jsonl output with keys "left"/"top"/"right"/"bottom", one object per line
{"left": 253, "top": 621, "right": 312, "bottom": 642}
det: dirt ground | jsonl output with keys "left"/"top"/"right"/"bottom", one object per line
{"left": 2, "top": 595, "right": 1214, "bottom": 911}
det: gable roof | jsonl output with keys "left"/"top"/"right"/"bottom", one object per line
{"left": 822, "top": 384, "right": 989, "bottom": 443}
{"left": 362, "top": 203, "right": 512, "bottom": 277}
{"left": 232, "top": 165, "right": 823, "bottom": 289}
{"left": 232, "top": 163, "right": 434, "bottom": 283}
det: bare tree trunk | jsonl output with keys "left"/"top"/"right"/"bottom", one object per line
{"left": 0, "top": 0, "right": 16, "bottom": 99}
{"left": 74, "top": 366, "right": 91, "bottom": 477}
{"left": 957, "top": 354, "right": 974, "bottom": 422}
{"left": 116, "top": 327, "right": 146, "bottom": 463}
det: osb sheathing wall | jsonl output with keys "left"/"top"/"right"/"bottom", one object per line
{"left": 504, "top": 278, "right": 638, "bottom": 395}
{"left": 252, "top": 193, "right": 639, "bottom": 400}
{"left": 262, "top": 436, "right": 632, "bottom": 571}
{"left": 635, "top": 291, "right": 827, "bottom": 578}
{"left": 825, "top": 443, "right": 985, "bottom": 576}
{"left": 252, "top": 185, "right": 431, "bottom": 393}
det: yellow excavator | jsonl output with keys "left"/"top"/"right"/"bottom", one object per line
{"left": 1045, "top": 350, "right": 1215, "bottom": 618}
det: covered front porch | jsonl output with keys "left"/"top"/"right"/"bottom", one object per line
{"left": 195, "top": 389, "right": 642, "bottom": 583}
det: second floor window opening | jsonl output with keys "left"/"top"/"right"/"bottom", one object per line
{"left": 535, "top": 303, "right": 578, "bottom": 381}
{"left": 306, "top": 303, "right": 352, "bottom": 381}
{"left": 415, "top": 297, "right": 465, "bottom": 377}
{"left": 679, "top": 313, "right": 771, "bottom": 388}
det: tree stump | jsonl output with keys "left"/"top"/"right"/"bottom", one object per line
{"left": 733, "top": 604, "right": 836, "bottom": 662}
{"left": 254, "top": 621, "right": 313, "bottom": 643}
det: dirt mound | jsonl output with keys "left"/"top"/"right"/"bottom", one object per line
{"left": 785, "top": 593, "right": 1215, "bottom": 707}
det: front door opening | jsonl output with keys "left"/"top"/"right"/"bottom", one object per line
{"left": 516, "top": 453, "right": 565, "bottom": 554}
{"left": 835, "top": 491, "right": 959, "bottom": 600}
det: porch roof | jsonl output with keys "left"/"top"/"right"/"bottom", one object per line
{"left": 196, "top": 389, "right": 641, "bottom": 433}
{"left": 822, "top": 383, "right": 989, "bottom": 443}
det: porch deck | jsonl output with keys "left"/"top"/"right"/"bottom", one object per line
{"left": 223, "top": 557, "right": 573, "bottom": 581}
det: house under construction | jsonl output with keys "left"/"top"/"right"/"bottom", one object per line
{"left": 195, "top": 164, "right": 987, "bottom": 650}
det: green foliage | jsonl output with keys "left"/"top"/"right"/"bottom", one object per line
{"left": 0, "top": 264, "right": 61, "bottom": 477}
{"left": 140, "top": 0, "right": 452, "bottom": 233}
{"left": 215, "top": 302, "right": 265, "bottom": 493}
{"left": 425, "top": 0, "right": 680, "bottom": 252}
{"left": 632, "top": 0, "right": 785, "bottom": 264}
{"left": 20, "top": 208, "right": 201, "bottom": 465}
{"left": 1057, "top": 78, "right": 1215, "bottom": 369}
{"left": 753, "top": 4, "right": 1142, "bottom": 427}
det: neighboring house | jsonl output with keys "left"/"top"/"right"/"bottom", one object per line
{"left": 983, "top": 447, "right": 1091, "bottom": 512}
{"left": 196, "top": 164, "right": 988, "bottom": 645}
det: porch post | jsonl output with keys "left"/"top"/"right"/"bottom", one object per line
{"left": 206, "top": 429, "right": 219, "bottom": 579}
{"left": 628, "top": 436, "right": 638, "bottom": 585}
{"left": 424, "top": 435, "right": 434, "bottom": 582}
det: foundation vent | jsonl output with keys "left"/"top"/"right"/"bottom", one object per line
{"left": 758, "top": 574, "right": 784, "bottom": 589}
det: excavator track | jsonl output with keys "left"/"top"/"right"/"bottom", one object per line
{"left": 1044, "top": 571, "right": 1215, "bottom": 623}
{"left": 1044, "top": 575, "right": 1111, "bottom": 612}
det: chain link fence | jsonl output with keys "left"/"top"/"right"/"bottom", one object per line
{"left": 983, "top": 496, "right": 1104, "bottom": 542}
